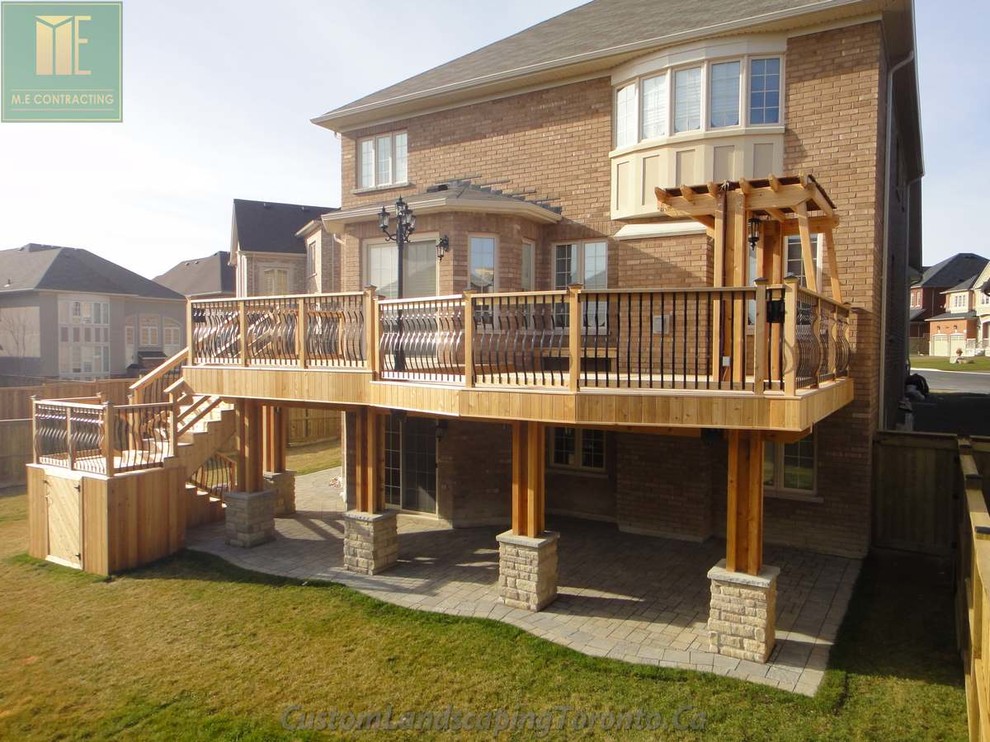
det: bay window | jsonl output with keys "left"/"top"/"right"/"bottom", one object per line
{"left": 614, "top": 54, "right": 783, "bottom": 147}
{"left": 357, "top": 131, "right": 408, "bottom": 189}
{"left": 468, "top": 236, "right": 497, "bottom": 293}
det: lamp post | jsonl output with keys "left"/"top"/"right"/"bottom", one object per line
{"left": 379, "top": 198, "right": 416, "bottom": 371}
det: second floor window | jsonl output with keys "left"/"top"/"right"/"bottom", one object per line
{"left": 262, "top": 268, "right": 289, "bottom": 296}
{"left": 614, "top": 55, "right": 782, "bottom": 148}
{"left": 358, "top": 131, "right": 408, "bottom": 189}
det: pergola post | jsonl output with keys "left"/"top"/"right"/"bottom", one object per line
{"left": 344, "top": 407, "right": 397, "bottom": 574}
{"left": 497, "top": 421, "right": 558, "bottom": 611}
{"left": 707, "top": 429, "right": 779, "bottom": 662}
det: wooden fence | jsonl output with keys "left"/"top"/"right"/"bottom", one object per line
{"left": 873, "top": 431, "right": 961, "bottom": 556}
{"left": 0, "top": 378, "right": 132, "bottom": 420}
{"left": 0, "top": 419, "right": 31, "bottom": 487}
{"left": 287, "top": 407, "right": 341, "bottom": 445}
{"left": 957, "top": 437, "right": 990, "bottom": 740}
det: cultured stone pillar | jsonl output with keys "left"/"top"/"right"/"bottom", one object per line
{"left": 496, "top": 530, "right": 559, "bottom": 611}
{"left": 263, "top": 470, "right": 296, "bottom": 516}
{"left": 225, "top": 490, "right": 275, "bottom": 548}
{"left": 343, "top": 510, "right": 398, "bottom": 575}
{"left": 707, "top": 559, "right": 779, "bottom": 662}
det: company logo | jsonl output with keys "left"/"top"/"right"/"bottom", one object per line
{"left": 2, "top": 2, "right": 121, "bottom": 122}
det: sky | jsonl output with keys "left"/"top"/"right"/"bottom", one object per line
{"left": 0, "top": 0, "right": 985, "bottom": 279}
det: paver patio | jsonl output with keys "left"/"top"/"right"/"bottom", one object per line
{"left": 186, "top": 469, "right": 859, "bottom": 695}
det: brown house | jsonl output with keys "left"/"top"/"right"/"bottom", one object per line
{"left": 29, "top": 0, "right": 923, "bottom": 670}
{"left": 908, "top": 252, "right": 987, "bottom": 354}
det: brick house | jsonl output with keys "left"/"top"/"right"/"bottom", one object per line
{"left": 229, "top": 199, "right": 339, "bottom": 297}
{"left": 0, "top": 244, "right": 186, "bottom": 379}
{"left": 49, "top": 0, "right": 922, "bottom": 666}
{"left": 909, "top": 252, "right": 988, "bottom": 354}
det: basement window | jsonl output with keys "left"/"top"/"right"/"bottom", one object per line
{"left": 549, "top": 427, "right": 606, "bottom": 473}
{"left": 763, "top": 431, "right": 819, "bottom": 502}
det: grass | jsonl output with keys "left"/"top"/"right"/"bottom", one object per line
{"left": 285, "top": 440, "right": 341, "bottom": 475}
{"left": 0, "top": 489, "right": 966, "bottom": 740}
{"left": 911, "top": 354, "right": 990, "bottom": 372}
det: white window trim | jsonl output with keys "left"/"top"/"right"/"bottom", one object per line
{"left": 764, "top": 434, "right": 820, "bottom": 503}
{"left": 548, "top": 427, "right": 607, "bottom": 474}
{"left": 468, "top": 234, "right": 499, "bottom": 293}
{"left": 611, "top": 51, "right": 785, "bottom": 152}
{"left": 362, "top": 234, "right": 441, "bottom": 299}
{"left": 552, "top": 240, "right": 609, "bottom": 290}
{"left": 356, "top": 130, "right": 408, "bottom": 191}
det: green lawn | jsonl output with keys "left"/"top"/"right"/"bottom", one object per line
{"left": 911, "top": 354, "right": 990, "bottom": 373}
{"left": 0, "top": 490, "right": 966, "bottom": 740}
{"left": 285, "top": 440, "right": 341, "bottom": 475}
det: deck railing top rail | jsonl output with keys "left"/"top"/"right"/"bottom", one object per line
{"left": 190, "top": 290, "right": 365, "bottom": 306}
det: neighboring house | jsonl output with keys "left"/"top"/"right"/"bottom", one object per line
{"left": 229, "top": 199, "right": 338, "bottom": 297}
{"left": 926, "top": 277, "right": 980, "bottom": 357}
{"left": 0, "top": 244, "right": 185, "bottom": 379}
{"left": 908, "top": 252, "right": 988, "bottom": 354}
{"left": 972, "top": 260, "right": 990, "bottom": 350}
{"left": 154, "top": 251, "right": 236, "bottom": 300}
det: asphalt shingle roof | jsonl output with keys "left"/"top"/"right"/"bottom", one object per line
{"left": 916, "top": 253, "right": 988, "bottom": 289}
{"left": 0, "top": 244, "right": 184, "bottom": 300}
{"left": 232, "top": 199, "right": 336, "bottom": 255}
{"left": 318, "top": 0, "right": 869, "bottom": 121}
{"left": 154, "top": 251, "right": 235, "bottom": 297}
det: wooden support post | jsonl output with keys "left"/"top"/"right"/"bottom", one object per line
{"left": 725, "top": 430, "right": 764, "bottom": 575}
{"left": 729, "top": 192, "right": 747, "bottom": 385}
{"left": 101, "top": 402, "right": 114, "bottom": 477}
{"left": 297, "top": 297, "right": 308, "bottom": 368}
{"left": 463, "top": 291, "right": 475, "bottom": 387}
{"left": 511, "top": 421, "right": 546, "bottom": 538}
{"left": 30, "top": 396, "right": 38, "bottom": 464}
{"left": 823, "top": 225, "right": 843, "bottom": 303}
{"left": 66, "top": 408, "right": 74, "bottom": 471}
{"left": 364, "top": 287, "right": 379, "bottom": 378}
{"left": 753, "top": 279, "right": 768, "bottom": 395}
{"left": 567, "top": 284, "right": 582, "bottom": 393}
{"left": 783, "top": 276, "right": 799, "bottom": 396}
{"left": 353, "top": 408, "right": 381, "bottom": 513}
{"left": 239, "top": 301, "right": 248, "bottom": 366}
{"left": 795, "top": 202, "right": 819, "bottom": 293}
{"left": 237, "top": 399, "right": 263, "bottom": 493}
{"left": 273, "top": 405, "right": 286, "bottom": 473}
{"left": 186, "top": 299, "right": 194, "bottom": 363}
{"left": 711, "top": 192, "right": 726, "bottom": 380}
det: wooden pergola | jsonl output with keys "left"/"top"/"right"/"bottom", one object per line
{"left": 655, "top": 174, "right": 843, "bottom": 575}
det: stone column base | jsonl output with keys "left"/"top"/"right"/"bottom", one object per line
{"left": 264, "top": 470, "right": 297, "bottom": 516}
{"left": 343, "top": 510, "right": 398, "bottom": 575}
{"left": 225, "top": 490, "right": 275, "bottom": 548}
{"left": 496, "top": 530, "right": 559, "bottom": 611}
{"left": 707, "top": 559, "right": 779, "bottom": 663}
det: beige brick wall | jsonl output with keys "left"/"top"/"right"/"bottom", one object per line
{"left": 437, "top": 420, "right": 511, "bottom": 527}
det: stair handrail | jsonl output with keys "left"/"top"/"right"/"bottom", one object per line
{"left": 129, "top": 347, "right": 189, "bottom": 405}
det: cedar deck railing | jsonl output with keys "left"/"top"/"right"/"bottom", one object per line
{"left": 188, "top": 281, "right": 850, "bottom": 395}
{"left": 32, "top": 397, "right": 172, "bottom": 475}
{"left": 958, "top": 438, "right": 990, "bottom": 741}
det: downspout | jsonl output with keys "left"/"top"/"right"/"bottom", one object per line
{"left": 879, "top": 50, "right": 915, "bottom": 430}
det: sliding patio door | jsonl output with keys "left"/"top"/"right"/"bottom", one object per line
{"left": 384, "top": 415, "right": 437, "bottom": 514}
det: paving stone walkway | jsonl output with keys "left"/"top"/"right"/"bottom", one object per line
{"left": 187, "top": 469, "right": 860, "bottom": 696}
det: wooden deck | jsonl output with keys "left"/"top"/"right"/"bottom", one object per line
{"left": 185, "top": 282, "right": 853, "bottom": 431}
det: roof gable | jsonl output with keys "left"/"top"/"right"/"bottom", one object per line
{"left": 154, "top": 251, "right": 235, "bottom": 297}
{"left": 231, "top": 199, "right": 336, "bottom": 255}
{"left": 315, "top": 0, "right": 884, "bottom": 130}
{"left": 917, "top": 253, "right": 989, "bottom": 289}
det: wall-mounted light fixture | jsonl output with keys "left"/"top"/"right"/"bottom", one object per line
{"left": 436, "top": 236, "right": 449, "bottom": 262}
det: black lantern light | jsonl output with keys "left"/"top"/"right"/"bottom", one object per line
{"left": 747, "top": 216, "right": 762, "bottom": 251}
{"left": 436, "top": 236, "right": 450, "bottom": 261}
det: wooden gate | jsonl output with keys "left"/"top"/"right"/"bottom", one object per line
{"left": 873, "top": 431, "right": 960, "bottom": 556}
{"left": 45, "top": 476, "right": 82, "bottom": 568}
